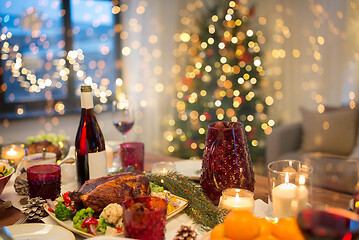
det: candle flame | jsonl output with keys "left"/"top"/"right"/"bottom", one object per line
{"left": 299, "top": 175, "right": 306, "bottom": 185}
{"left": 7, "top": 148, "right": 18, "bottom": 156}
{"left": 285, "top": 172, "right": 289, "bottom": 184}
{"left": 235, "top": 193, "right": 240, "bottom": 201}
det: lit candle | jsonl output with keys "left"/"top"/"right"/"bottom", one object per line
{"left": 272, "top": 172, "right": 298, "bottom": 219}
{"left": 219, "top": 188, "right": 255, "bottom": 212}
{"left": 1, "top": 144, "right": 25, "bottom": 167}
{"left": 152, "top": 162, "right": 176, "bottom": 174}
{"left": 291, "top": 175, "right": 309, "bottom": 216}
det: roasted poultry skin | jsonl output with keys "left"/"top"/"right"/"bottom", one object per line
{"left": 70, "top": 172, "right": 150, "bottom": 213}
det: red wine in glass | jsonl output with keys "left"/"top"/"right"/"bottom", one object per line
{"left": 113, "top": 120, "right": 134, "bottom": 136}
{"left": 297, "top": 208, "right": 359, "bottom": 240}
{"left": 112, "top": 99, "right": 135, "bottom": 139}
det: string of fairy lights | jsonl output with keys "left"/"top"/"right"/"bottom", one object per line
{"left": 1, "top": 31, "right": 113, "bottom": 112}
{"left": 0, "top": 0, "right": 357, "bottom": 154}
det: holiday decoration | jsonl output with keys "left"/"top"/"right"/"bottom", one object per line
{"left": 22, "top": 197, "right": 48, "bottom": 220}
{"left": 14, "top": 172, "right": 29, "bottom": 196}
{"left": 147, "top": 172, "right": 228, "bottom": 230}
{"left": 169, "top": 1, "right": 270, "bottom": 165}
{"left": 173, "top": 224, "right": 198, "bottom": 240}
{"left": 20, "top": 7, "right": 44, "bottom": 33}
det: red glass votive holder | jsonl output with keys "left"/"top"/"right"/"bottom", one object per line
{"left": 122, "top": 196, "right": 167, "bottom": 240}
{"left": 120, "top": 142, "right": 144, "bottom": 171}
{"left": 27, "top": 164, "right": 61, "bottom": 200}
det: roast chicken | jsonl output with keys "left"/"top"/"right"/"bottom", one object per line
{"left": 70, "top": 172, "right": 150, "bottom": 213}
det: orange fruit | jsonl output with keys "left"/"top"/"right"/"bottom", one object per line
{"left": 211, "top": 238, "right": 232, "bottom": 240}
{"left": 258, "top": 218, "right": 273, "bottom": 236}
{"left": 223, "top": 210, "right": 260, "bottom": 240}
{"left": 272, "top": 218, "right": 304, "bottom": 240}
{"left": 211, "top": 223, "right": 225, "bottom": 239}
{"left": 211, "top": 237, "right": 232, "bottom": 240}
{"left": 253, "top": 235, "right": 279, "bottom": 240}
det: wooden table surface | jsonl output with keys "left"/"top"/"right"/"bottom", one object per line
{"left": 0, "top": 152, "right": 353, "bottom": 227}
{"left": 145, "top": 153, "right": 353, "bottom": 209}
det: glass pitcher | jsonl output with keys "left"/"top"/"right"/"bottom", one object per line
{"left": 200, "top": 121, "right": 255, "bottom": 205}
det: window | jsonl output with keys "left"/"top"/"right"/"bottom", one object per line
{"left": 0, "top": 0, "right": 119, "bottom": 119}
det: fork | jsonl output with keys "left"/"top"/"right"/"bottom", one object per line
{"left": 14, "top": 214, "right": 28, "bottom": 225}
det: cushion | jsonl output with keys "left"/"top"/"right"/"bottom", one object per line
{"left": 300, "top": 107, "right": 358, "bottom": 155}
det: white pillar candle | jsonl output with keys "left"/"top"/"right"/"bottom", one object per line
{"left": 272, "top": 173, "right": 309, "bottom": 218}
{"left": 272, "top": 182, "right": 297, "bottom": 218}
{"left": 291, "top": 175, "right": 309, "bottom": 216}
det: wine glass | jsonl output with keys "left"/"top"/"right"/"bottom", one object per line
{"left": 112, "top": 99, "right": 135, "bottom": 140}
{"left": 297, "top": 208, "right": 359, "bottom": 239}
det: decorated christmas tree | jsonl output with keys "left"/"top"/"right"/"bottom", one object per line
{"left": 169, "top": 0, "right": 271, "bottom": 166}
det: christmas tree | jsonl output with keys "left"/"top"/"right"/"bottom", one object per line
{"left": 169, "top": 0, "right": 272, "bottom": 166}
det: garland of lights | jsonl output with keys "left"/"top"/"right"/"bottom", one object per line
{"left": 0, "top": 33, "right": 112, "bottom": 109}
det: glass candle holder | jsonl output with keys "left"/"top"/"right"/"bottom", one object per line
{"left": 219, "top": 188, "right": 255, "bottom": 212}
{"left": 122, "top": 196, "right": 167, "bottom": 240}
{"left": 151, "top": 161, "right": 176, "bottom": 174}
{"left": 1, "top": 144, "right": 25, "bottom": 168}
{"left": 268, "top": 160, "right": 313, "bottom": 219}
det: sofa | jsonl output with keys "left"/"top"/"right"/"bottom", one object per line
{"left": 266, "top": 107, "right": 359, "bottom": 194}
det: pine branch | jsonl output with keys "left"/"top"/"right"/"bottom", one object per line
{"left": 146, "top": 171, "right": 228, "bottom": 230}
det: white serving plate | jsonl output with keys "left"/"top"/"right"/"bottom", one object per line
{"left": 44, "top": 195, "right": 188, "bottom": 238}
{"left": 2, "top": 223, "right": 75, "bottom": 240}
{"left": 85, "top": 236, "right": 132, "bottom": 240}
{"left": 174, "top": 159, "right": 202, "bottom": 181}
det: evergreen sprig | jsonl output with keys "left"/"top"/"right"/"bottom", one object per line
{"left": 146, "top": 171, "right": 228, "bottom": 230}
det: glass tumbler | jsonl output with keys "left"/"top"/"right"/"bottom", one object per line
{"left": 122, "top": 196, "right": 167, "bottom": 240}
{"left": 120, "top": 142, "right": 144, "bottom": 171}
{"left": 268, "top": 159, "right": 313, "bottom": 219}
{"left": 27, "top": 164, "right": 61, "bottom": 200}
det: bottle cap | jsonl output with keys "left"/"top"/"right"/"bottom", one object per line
{"left": 81, "top": 85, "right": 92, "bottom": 92}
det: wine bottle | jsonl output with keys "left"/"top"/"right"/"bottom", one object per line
{"left": 75, "top": 85, "right": 107, "bottom": 186}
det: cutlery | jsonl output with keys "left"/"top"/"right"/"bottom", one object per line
{"left": 14, "top": 214, "right": 28, "bottom": 225}
{"left": 0, "top": 226, "right": 14, "bottom": 240}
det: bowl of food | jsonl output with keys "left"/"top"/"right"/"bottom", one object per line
{"left": 0, "top": 163, "right": 14, "bottom": 195}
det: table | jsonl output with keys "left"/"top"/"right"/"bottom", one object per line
{"left": 0, "top": 153, "right": 353, "bottom": 230}
{"left": 145, "top": 153, "right": 353, "bottom": 209}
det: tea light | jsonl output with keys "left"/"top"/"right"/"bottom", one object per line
{"left": 152, "top": 161, "right": 176, "bottom": 174}
{"left": 1, "top": 144, "right": 25, "bottom": 167}
{"left": 219, "top": 188, "right": 255, "bottom": 212}
{"left": 272, "top": 173, "right": 308, "bottom": 218}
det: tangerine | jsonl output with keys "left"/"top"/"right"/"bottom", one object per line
{"left": 223, "top": 210, "right": 260, "bottom": 240}
{"left": 258, "top": 218, "right": 273, "bottom": 236}
{"left": 211, "top": 223, "right": 225, "bottom": 239}
{"left": 253, "top": 235, "right": 279, "bottom": 240}
{"left": 272, "top": 218, "right": 304, "bottom": 240}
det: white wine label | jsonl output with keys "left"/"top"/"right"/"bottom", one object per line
{"left": 81, "top": 92, "right": 94, "bottom": 109}
{"left": 88, "top": 151, "right": 107, "bottom": 179}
